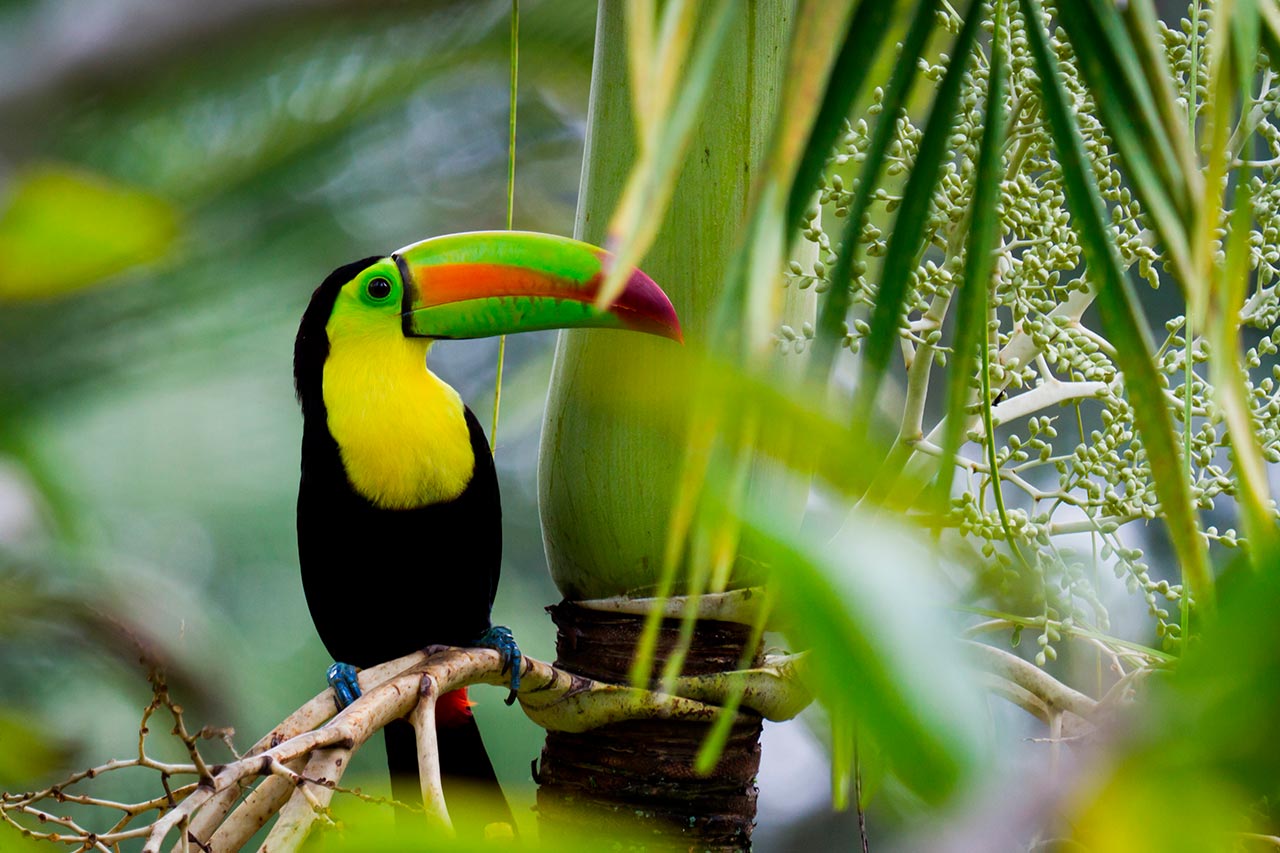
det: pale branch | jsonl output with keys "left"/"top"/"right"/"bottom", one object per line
{"left": 873, "top": 283, "right": 1102, "bottom": 513}
{"left": 988, "top": 380, "right": 1109, "bottom": 429}
{"left": 963, "top": 640, "right": 1098, "bottom": 720}
{"left": 976, "top": 672, "right": 1052, "bottom": 722}
{"left": 203, "top": 763, "right": 299, "bottom": 853}
{"left": 409, "top": 676, "right": 451, "bottom": 831}
{"left": 578, "top": 586, "right": 771, "bottom": 627}
{"left": 670, "top": 654, "right": 813, "bottom": 723}
{"left": 4, "top": 643, "right": 812, "bottom": 853}
{"left": 1046, "top": 513, "right": 1141, "bottom": 536}
{"left": 259, "top": 740, "right": 347, "bottom": 851}
{"left": 916, "top": 284, "right": 1099, "bottom": 460}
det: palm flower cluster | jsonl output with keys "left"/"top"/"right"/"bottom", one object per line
{"left": 780, "top": 1, "right": 1280, "bottom": 659}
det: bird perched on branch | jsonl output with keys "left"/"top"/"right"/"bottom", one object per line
{"left": 293, "top": 231, "right": 681, "bottom": 832}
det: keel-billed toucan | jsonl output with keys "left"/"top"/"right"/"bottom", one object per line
{"left": 293, "top": 231, "right": 681, "bottom": 830}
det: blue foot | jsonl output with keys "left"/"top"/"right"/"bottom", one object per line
{"left": 326, "top": 661, "right": 362, "bottom": 710}
{"left": 473, "top": 626, "right": 522, "bottom": 706}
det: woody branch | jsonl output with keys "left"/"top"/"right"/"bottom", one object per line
{"left": 2, "top": 645, "right": 812, "bottom": 853}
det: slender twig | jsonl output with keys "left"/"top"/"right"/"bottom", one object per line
{"left": 490, "top": 0, "right": 520, "bottom": 450}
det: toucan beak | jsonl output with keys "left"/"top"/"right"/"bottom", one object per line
{"left": 394, "top": 230, "right": 682, "bottom": 343}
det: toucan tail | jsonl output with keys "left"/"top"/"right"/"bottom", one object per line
{"left": 384, "top": 689, "right": 514, "bottom": 836}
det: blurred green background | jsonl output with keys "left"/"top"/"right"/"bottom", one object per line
{"left": 9, "top": 3, "right": 1278, "bottom": 852}
{"left": 0, "top": 0, "right": 612, "bottom": 841}
{"left": 0, "top": 4, "right": 849, "bottom": 848}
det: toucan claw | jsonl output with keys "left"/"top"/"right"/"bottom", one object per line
{"left": 473, "top": 625, "right": 522, "bottom": 705}
{"left": 326, "top": 661, "right": 362, "bottom": 710}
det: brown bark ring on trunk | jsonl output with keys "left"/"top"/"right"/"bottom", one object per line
{"left": 535, "top": 601, "right": 765, "bottom": 851}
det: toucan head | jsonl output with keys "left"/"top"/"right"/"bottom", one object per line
{"left": 294, "top": 230, "right": 681, "bottom": 409}
{"left": 329, "top": 230, "right": 680, "bottom": 339}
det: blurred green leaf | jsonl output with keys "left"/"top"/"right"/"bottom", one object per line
{"left": 1070, "top": 561, "right": 1280, "bottom": 850}
{"left": 1211, "top": 181, "right": 1278, "bottom": 561}
{"left": 582, "top": 348, "right": 905, "bottom": 502}
{"left": 1020, "top": 0, "right": 1213, "bottom": 608}
{"left": 1121, "top": 0, "right": 1201, "bottom": 180}
{"left": 625, "top": 0, "right": 657, "bottom": 134}
{"left": 0, "top": 713, "right": 66, "bottom": 789}
{"left": 0, "top": 165, "right": 177, "bottom": 299}
{"left": 1171, "top": 561, "right": 1280, "bottom": 791}
{"left": 596, "top": 0, "right": 735, "bottom": 309}
{"left": 306, "top": 784, "right": 653, "bottom": 851}
{"left": 1260, "top": 0, "right": 1280, "bottom": 62}
{"left": 741, "top": 508, "right": 987, "bottom": 803}
{"left": 1070, "top": 760, "right": 1247, "bottom": 853}
{"left": 1233, "top": 0, "right": 1261, "bottom": 97}
{"left": 714, "top": 0, "right": 872, "bottom": 358}
{"left": 0, "top": 823, "right": 51, "bottom": 853}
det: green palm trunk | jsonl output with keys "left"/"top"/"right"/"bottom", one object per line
{"left": 536, "top": 1, "right": 788, "bottom": 847}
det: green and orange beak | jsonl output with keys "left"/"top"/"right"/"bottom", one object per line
{"left": 391, "top": 230, "right": 682, "bottom": 343}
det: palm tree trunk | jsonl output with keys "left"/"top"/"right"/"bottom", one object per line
{"left": 534, "top": 604, "right": 765, "bottom": 850}
{"left": 536, "top": 1, "right": 788, "bottom": 848}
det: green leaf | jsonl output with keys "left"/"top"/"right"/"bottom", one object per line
{"left": 1171, "top": 558, "right": 1280, "bottom": 790}
{"left": 1073, "top": 560, "right": 1280, "bottom": 846}
{"left": 718, "top": 0, "right": 866, "bottom": 354}
{"left": 0, "top": 713, "right": 66, "bottom": 789}
{"left": 812, "top": 0, "right": 939, "bottom": 373}
{"left": 708, "top": 0, "right": 868, "bottom": 357}
{"left": 585, "top": 351, "right": 903, "bottom": 501}
{"left": 1232, "top": 0, "right": 1261, "bottom": 98}
{"left": 740, "top": 507, "right": 987, "bottom": 803}
{"left": 1259, "top": 0, "right": 1280, "bottom": 60}
{"left": 936, "top": 0, "right": 1008, "bottom": 505}
{"left": 0, "top": 824, "right": 49, "bottom": 853}
{"left": 596, "top": 0, "right": 736, "bottom": 309}
{"left": 1210, "top": 180, "right": 1278, "bottom": 562}
{"left": 625, "top": 0, "right": 657, "bottom": 133}
{"left": 1019, "top": 0, "right": 1213, "bottom": 606}
{"left": 0, "top": 164, "right": 178, "bottom": 299}
{"left": 646, "top": 0, "right": 701, "bottom": 134}
{"left": 1059, "top": 0, "right": 1194, "bottom": 281}
{"left": 856, "top": 3, "right": 982, "bottom": 418}
{"left": 1120, "top": 0, "right": 1201, "bottom": 181}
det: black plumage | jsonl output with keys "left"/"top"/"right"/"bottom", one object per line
{"left": 293, "top": 258, "right": 509, "bottom": 830}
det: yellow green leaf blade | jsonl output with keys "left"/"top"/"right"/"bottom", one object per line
{"left": 0, "top": 713, "right": 66, "bottom": 790}
{"left": 812, "top": 0, "right": 939, "bottom": 372}
{"left": 1019, "top": 0, "right": 1213, "bottom": 607}
{"left": 1066, "top": 1, "right": 1191, "bottom": 211}
{"left": 1121, "top": 0, "right": 1201, "bottom": 188}
{"left": 1211, "top": 182, "right": 1278, "bottom": 562}
{"left": 783, "top": 0, "right": 893, "bottom": 235}
{"left": 1059, "top": 0, "right": 1194, "bottom": 281}
{"left": 936, "top": 0, "right": 1008, "bottom": 505}
{"left": 596, "top": 0, "right": 735, "bottom": 311}
{"left": 741, "top": 507, "right": 987, "bottom": 803}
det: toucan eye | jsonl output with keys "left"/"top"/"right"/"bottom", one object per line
{"left": 366, "top": 277, "right": 393, "bottom": 300}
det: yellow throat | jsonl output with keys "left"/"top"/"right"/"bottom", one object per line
{"left": 321, "top": 311, "right": 475, "bottom": 510}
